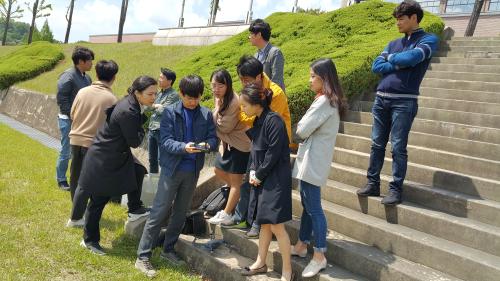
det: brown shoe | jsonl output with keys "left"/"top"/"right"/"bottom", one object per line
{"left": 241, "top": 264, "right": 268, "bottom": 276}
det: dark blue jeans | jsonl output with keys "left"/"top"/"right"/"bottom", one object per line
{"left": 298, "top": 180, "right": 327, "bottom": 253}
{"left": 148, "top": 130, "right": 160, "bottom": 173}
{"left": 367, "top": 96, "right": 418, "bottom": 193}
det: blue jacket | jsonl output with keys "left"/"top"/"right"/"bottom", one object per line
{"left": 159, "top": 101, "right": 218, "bottom": 177}
{"left": 372, "top": 28, "right": 439, "bottom": 97}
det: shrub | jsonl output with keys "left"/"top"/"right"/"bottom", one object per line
{"left": 0, "top": 42, "right": 64, "bottom": 89}
{"left": 173, "top": 0, "right": 444, "bottom": 123}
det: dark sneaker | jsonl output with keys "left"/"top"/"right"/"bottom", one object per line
{"left": 357, "top": 183, "right": 380, "bottom": 197}
{"left": 222, "top": 220, "right": 248, "bottom": 230}
{"left": 160, "top": 251, "right": 185, "bottom": 266}
{"left": 58, "top": 181, "right": 70, "bottom": 191}
{"left": 135, "top": 258, "right": 157, "bottom": 278}
{"left": 381, "top": 191, "right": 402, "bottom": 205}
{"left": 128, "top": 207, "right": 151, "bottom": 221}
{"left": 80, "top": 240, "right": 106, "bottom": 256}
{"left": 246, "top": 227, "right": 259, "bottom": 239}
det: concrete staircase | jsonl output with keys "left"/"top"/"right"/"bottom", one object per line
{"left": 176, "top": 37, "right": 500, "bottom": 280}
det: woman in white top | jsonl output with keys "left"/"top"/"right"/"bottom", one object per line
{"left": 291, "top": 58, "right": 346, "bottom": 278}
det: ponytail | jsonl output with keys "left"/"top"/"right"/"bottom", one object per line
{"left": 240, "top": 82, "right": 273, "bottom": 108}
{"left": 127, "top": 75, "right": 157, "bottom": 96}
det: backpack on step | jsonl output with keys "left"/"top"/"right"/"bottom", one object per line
{"left": 199, "top": 186, "right": 229, "bottom": 216}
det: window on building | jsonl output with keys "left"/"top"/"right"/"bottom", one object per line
{"left": 420, "top": 0, "right": 441, "bottom": 13}
{"left": 489, "top": 0, "right": 500, "bottom": 12}
{"left": 445, "top": 0, "right": 476, "bottom": 13}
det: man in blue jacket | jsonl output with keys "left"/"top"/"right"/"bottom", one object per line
{"left": 135, "top": 75, "right": 217, "bottom": 277}
{"left": 357, "top": 0, "right": 439, "bottom": 205}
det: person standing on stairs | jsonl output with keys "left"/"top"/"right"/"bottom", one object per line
{"left": 207, "top": 69, "right": 251, "bottom": 225}
{"left": 55, "top": 46, "right": 94, "bottom": 191}
{"left": 357, "top": 0, "right": 439, "bottom": 205}
{"left": 239, "top": 83, "right": 293, "bottom": 281}
{"left": 291, "top": 58, "right": 346, "bottom": 278}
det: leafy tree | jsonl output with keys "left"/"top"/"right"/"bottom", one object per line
{"left": 0, "top": 0, "right": 23, "bottom": 45}
{"left": 38, "top": 18, "right": 53, "bottom": 42}
{"left": 25, "top": 0, "right": 51, "bottom": 44}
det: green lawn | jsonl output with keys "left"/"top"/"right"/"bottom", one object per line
{"left": 16, "top": 42, "right": 200, "bottom": 96}
{"left": 0, "top": 123, "right": 202, "bottom": 281}
{"left": 0, "top": 45, "right": 22, "bottom": 57}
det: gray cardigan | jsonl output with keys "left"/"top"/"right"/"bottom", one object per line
{"left": 292, "top": 95, "right": 340, "bottom": 187}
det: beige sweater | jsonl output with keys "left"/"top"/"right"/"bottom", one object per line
{"left": 213, "top": 94, "right": 251, "bottom": 153}
{"left": 69, "top": 81, "right": 117, "bottom": 147}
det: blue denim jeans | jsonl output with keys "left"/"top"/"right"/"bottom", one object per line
{"left": 367, "top": 96, "right": 418, "bottom": 193}
{"left": 56, "top": 117, "right": 72, "bottom": 182}
{"left": 298, "top": 180, "right": 327, "bottom": 253}
{"left": 137, "top": 170, "right": 198, "bottom": 258}
{"left": 148, "top": 130, "right": 160, "bottom": 173}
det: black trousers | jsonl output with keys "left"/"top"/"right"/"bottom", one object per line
{"left": 70, "top": 145, "right": 88, "bottom": 200}
{"left": 83, "top": 163, "right": 146, "bottom": 243}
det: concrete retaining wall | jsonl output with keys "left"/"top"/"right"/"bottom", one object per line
{"left": 153, "top": 24, "right": 249, "bottom": 46}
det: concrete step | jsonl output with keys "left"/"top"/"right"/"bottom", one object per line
{"left": 439, "top": 46, "right": 500, "bottom": 53}
{"left": 435, "top": 50, "right": 500, "bottom": 58}
{"left": 428, "top": 63, "right": 500, "bottom": 74}
{"left": 425, "top": 70, "right": 500, "bottom": 83}
{"left": 446, "top": 40, "right": 500, "bottom": 47}
{"left": 317, "top": 179, "right": 500, "bottom": 257}
{"left": 175, "top": 234, "right": 282, "bottom": 281}
{"left": 291, "top": 192, "right": 500, "bottom": 281}
{"left": 344, "top": 110, "right": 500, "bottom": 144}
{"left": 335, "top": 133, "right": 500, "bottom": 181}
{"left": 332, "top": 145, "right": 500, "bottom": 203}
{"left": 328, "top": 156, "right": 500, "bottom": 228}
{"left": 352, "top": 100, "right": 500, "bottom": 129}
{"left": 421, "top": 78, "right": 500, "bottom": 93}
{"left": 431, "top": 56, "right": 500, "bottom": 65}
{"left": 418, "top": 96, "right": 500, "bottom": 115}
{"left": 449, "top": 37, "right": 500, "bottom": 42}
{"left": 284, "top": 220, "right": 461, "bottom": 281}
{"left": 340, "top": 121, "right": 500, "bottom": 162}
{"left": 213, "top": 225, "right": 369, "bottom": 281}
{"left": 420, "top": 87, "right": 500, "bottom": 104}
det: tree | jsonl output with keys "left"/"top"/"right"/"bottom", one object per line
{"left": 26, "top": 0, "right": 51, "bottom": 44}
{"left": 117, "top": 0, "right": 128, "bottom": 43}
{"left": 208, "top": 0, "right": 220, "bottom": 26}
{"left": 464, "top": 0, "right": 484, "bottom": 37}
{"left": 64, "top": 0, "right": 74, "bottom": 43}
{"left": 39, "top": 18, "right": 53, "bottom": 42}
{"left": 0, "top": 0, "right": 23, "bottom": 46}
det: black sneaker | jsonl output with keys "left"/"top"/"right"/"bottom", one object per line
{"left": 58, "top": 181, "right": 70, "bottom": 191}
{"left": 357, "top": 183, "right": 380, "bottom": 197}
{"left": 80, "top": 240, "right": 106, "bottom": 256}
{"left": 381, "top": 191, "right": 402, "bottom": 206}
{"left": 135, "top": 258, "right": 157, "bottom": 278}
{"left": 128, "top": 206, "right": 151, "bottom": 221}
{"left": 160, "top": 250, "right": 185, "bottom": 266}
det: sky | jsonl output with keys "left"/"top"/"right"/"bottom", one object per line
{"left": 16, "top": 0, "right": 341, "bottom": 43}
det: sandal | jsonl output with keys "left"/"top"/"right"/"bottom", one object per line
{"left": 240, "top": 264, "right": 268, "bottom": 276}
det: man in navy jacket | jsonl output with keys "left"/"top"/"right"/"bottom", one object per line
{"left": 357, "top": 0, "right": 439, "bottom": 205}
{"left": 135, "top": 75, "right": 217, "bottom": 277}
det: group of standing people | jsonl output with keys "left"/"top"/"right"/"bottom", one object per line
{"left": 54, "top": 1, "right": 438, "bottom": 279}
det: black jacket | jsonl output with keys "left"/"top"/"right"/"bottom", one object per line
{"left": 79, "top": 94, "right": 146, "bottom": 197}
{"left": 56, "top": 67, "right": 92, "bottom": 116}
{"left": 247, "top": 109, "right": 292, "bottom": 225}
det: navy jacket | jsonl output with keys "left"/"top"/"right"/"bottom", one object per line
{"left": 372, "top": 28, "right": 439, "bottom": 97}
{"left": 159, "top": 101, "right": 218, "bottom": 177}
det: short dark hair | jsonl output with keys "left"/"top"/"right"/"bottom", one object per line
{"left": 179, "top": 75, "right": 204, "bottom": 98}
{"left": 237, "top": 55, "right": 263, "bottom": 78}
{"left": 161, "top": 67, "right": 177, "bottom": 85}
{"left": 95, "top": 60, "right": 118, "bottom": 83}
{"left": 71, "top": 46, "right": 94, "bottom": 65}
{"left": 393, "top": 0, "right": 424, "bottom": 23}
{"left": 249, "top": 19, "right": 271, "bottom": 41}
{"left": 240, "top": 82, "right": 273, "bottom": 109}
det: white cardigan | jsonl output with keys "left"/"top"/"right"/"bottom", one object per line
{"left": 292, "top": 95, "right": 340, "bottom": 187}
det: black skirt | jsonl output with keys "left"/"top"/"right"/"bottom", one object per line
{"left": 214, "top": 145, "right": 250, "bottom": 174}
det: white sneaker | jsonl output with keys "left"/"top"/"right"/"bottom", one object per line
{"left": 135, "top": 258, "right": 157, "bottom": 278}
{"left": 302, "top": 258, "right": 327, "bottom": 278}
{"left": 208, "top": 210, "right": 232, "bottom": 225}
{"left": 66, "top": 218, "right": 85, "bottom": 228}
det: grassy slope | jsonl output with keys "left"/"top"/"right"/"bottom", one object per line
{"left": 0, "top": 45, "right": 22, "bottom": 57}
{"left": 16, "top": 42, "right": 200, "bottom": 97}
{"left": 0, "top": 123, "right": 201, "bottom": 281}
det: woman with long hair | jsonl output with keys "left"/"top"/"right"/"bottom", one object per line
{"left": 239, "top": 82, "right": 293, "bottom": 281}
{"left": 291, "top": 58, "right": 346, "bottom": 278}
{"left": 208, "top": 69, "right": 251, "bottom": 225}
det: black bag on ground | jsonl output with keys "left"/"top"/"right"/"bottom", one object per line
{"left": 155, "top": 210, "right": 207, "bottom": 248}
{"left": 199, "top": 186, "right": 229, "bottom": 216}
